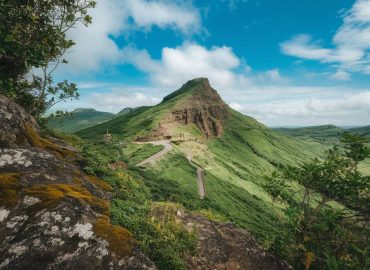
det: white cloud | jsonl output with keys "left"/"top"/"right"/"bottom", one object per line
{"left": 62, "top": 0, "right": 201, "bottom": 73}
{"left": 122, "top": 43, "right": 250, "bottom": 89}
{"left": 230, "top": 87, "right": 370, "bottom": 126}
{"left": 281, "top": 0, "right": 370, "bottom": 75}
{"left": 88, "top": 91, "right": 161, "bottom": 112}
{"left": 126, "top": 0, "right": 201, "bottom": 33}
{"left": 229, "top": 102, "right": 244, "bottom": 110}
{"left": 281, "top": 35, "right": 333, "bottom": 61}
{"left": 330, "top": 70, "right": 351, "bottom": 81}
{"left": 258, "top": 68, "right": 288, "bottom": 83}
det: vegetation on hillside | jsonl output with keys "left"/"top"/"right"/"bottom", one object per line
{"left": 79, "top": 141, "right": 197, "bottom": 269}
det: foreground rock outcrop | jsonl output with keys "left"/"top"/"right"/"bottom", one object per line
{"left": 0, "top": 95, "right": 155, "bottom": 270}
{"left": 152, "top": 203, "right": 292, "bottom": 270}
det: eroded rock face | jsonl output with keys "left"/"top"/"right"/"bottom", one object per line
{"left": 170, "top": 78, "right": 229, "bottom": 138}
{"left": 0, "top": 95, "right": 38, "bottom": 148}
{"left": 0, "top": 95, "right": 156, "bottom": 270}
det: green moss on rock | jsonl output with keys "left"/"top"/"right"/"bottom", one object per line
{"left": 94, "top": 216, "right": 135, "bottom": 257}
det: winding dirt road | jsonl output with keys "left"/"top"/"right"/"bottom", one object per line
{"left": 195, "top": 164, "right": 206, "bottom": 199}
{"left": 188, "top": 155, "right": 206, "bottom": 199}
{"left": 135, "top": 140, "right": 206, "bottom": 199}
{"left": 135, "top": 140, "right": 173, "bottom": 167}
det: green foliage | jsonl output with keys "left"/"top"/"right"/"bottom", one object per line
{"left": 112, "top": 190, "right": 197, "bottom": 270}
{"left": 81, "top": 142, "right": 122, "bottom": 175}
{"left": 81, "top": 147, "right": 196, "bottom": 268}
{"left": 79, "top": 142, "right": 197, "bottom": 269}
{"left": 41, "top": 127, "right": 84, "bottom": 148}
{"left": 0, "top": 0, "right": 95, "bottom": 120}
{"left": 341, "top": 132, "right": 370, "bottom": 163}
{"left": 264, "top": 134, "right": 370, "bottom": 269}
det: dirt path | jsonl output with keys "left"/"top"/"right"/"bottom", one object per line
{"left": 196, "top": 167, "right": 206, "bottom": 199}
{"left": 188, "top": 154, "right": 206, "bottom": 199}
{"left": 135, "top": 140, "right": 173, "bottom": 166}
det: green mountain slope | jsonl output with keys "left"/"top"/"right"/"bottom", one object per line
{"left": 77, "top": 78, "right": 324, "bottom": 240}
{"left": 48, "top": 108, "right": 115, "bottom": 132}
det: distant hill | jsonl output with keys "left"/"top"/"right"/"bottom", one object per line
{"left": 47, "top": 108, "right": 114, "bottom": 132}
{"left": 273, "top": 124, "right": 370, "bottom": 143}
{"left": 347, "top": 125, "right": 370, "bottom": 136}
{"left": 273, "top": 125, "right": 344, "bottom": 143}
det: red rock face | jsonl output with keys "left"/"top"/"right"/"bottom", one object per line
{"left": 170, "top": 78, "right": 229, "bottom": 138}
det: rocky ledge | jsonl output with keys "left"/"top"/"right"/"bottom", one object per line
{"left": 151, "top": 203, "right": 292, "bottom": 270}
{"left": 0, "top": 95, "right": 155, "bottom": 270}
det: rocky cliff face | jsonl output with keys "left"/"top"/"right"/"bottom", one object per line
{"left": 170, "top": 78, "right": 229, "bottom": 138}
{"left": 0, "top": 95, "right": 155, "bottom": 270}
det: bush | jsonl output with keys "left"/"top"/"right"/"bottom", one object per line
{"left": 264, "top": 133, "right": 370, "bottom": 269}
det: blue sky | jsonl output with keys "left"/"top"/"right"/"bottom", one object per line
{"left": 53, "top": 0, "right": 370, "bottom": 126}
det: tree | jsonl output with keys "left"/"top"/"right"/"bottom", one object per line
{"left": 264, "top": 133, "right": 370, "bottom": 269}
{"left": 0, "top": 0, "right": 96, "bottom": 121}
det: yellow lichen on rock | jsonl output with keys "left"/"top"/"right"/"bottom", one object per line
{"left": 0, "top": 173, "right": 21, "bottom": 207}
{"left": 24, "top": 124, "right": 76, "bottom": 160}
{"left": 93, "top": 216, "right": 135, "bottom": 257}
{"left": 86, "top": 175, "right": 113, "bottom": 191}
{"left": 25, "top": 184, "right": 109, "bottom": 214}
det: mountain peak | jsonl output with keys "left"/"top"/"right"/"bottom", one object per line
{"left": 185, "top": 77, "right": 210, "bottom": 86}
{"left": 162, "top": 77, "right": 220, "bottom": 104}
{"left": 167, "top": 78, "right": 229, "bottom": 138}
